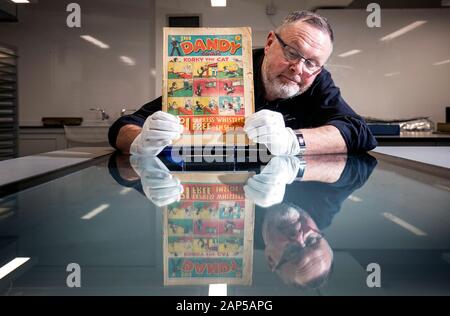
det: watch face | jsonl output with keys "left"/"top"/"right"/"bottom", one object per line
{"left": 297, "top": 134, "right": 306, "bottom": 148}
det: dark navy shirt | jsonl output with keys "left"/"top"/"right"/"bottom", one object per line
{"left": 108, "top": 49, "right": 377, "bottom": 152}
{"left": 253, "top": 153, "right": 378, "bottom": 249}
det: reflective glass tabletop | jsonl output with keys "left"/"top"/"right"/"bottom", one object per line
{"left": 0, "top": 152, "right": 449, "bottom": 296}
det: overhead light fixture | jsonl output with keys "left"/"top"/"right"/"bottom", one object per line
{"left": 0, "top": 207, "right": 10, "bottom": 214}
{"left": 81, "top": 204, "right": 109, "bottom": 220}
{"left": 0, "top": 257, "right": 30, "bottom": 279}
{"left": 384, "top": 72, "right": 401, "bottom": 77}
{"left": 211, "top": 0, "right": 227, "bottom": 7}
{"left": 338, "top": 49, "right": 362, "bottom": 58}
{"left": 347, "top": 195, "right": 362, "bottom": 202}
{"left": 443, "top": 253, "right": 450, "bottom": 264}
{"left": 382, "top": 212, "right": 427, "bottom": 236}
{"left": 10, "top": 0, "right": 30, "bottom": 3}
{"left": 120, "top": 187, "right": 133, "bottom": 195}
{"left": 380, "top": 21, "right": 427, "bottom": 41}
{"left": 80, "top": 35, "right": 110, "bottom": 49}
{"left": 120, "top": 56, "right": 136, "bottom": 66}
{"left": 433, "top": 59, "right": 450, "bottom": 66}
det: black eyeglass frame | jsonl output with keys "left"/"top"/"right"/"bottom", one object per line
{"left": 273, "top": 231, "right": 325, "bottom": 272}
{"left": 274, "top": 32, "right": 324, "bottom": 74}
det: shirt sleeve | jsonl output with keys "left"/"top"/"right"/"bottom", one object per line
{"left": 284, "top": 153, "right": 377, "bottom": 230}
{"left": 308, "top": 70, "right": 378, "bottom": 152}
{"left": 108, "top": 96, "right": 163, "bottom": 149}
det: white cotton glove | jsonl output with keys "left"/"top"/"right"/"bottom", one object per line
{"left": 244, "top": 109, "right": 301, "bottom": 156}
{"left": 130, "top": 156, "right": 183, "bottom": 207}
{"left": 130, "top": 111, "right": 184, "bottom": 156}
{"left": 244, "top": 156, "right": 304, "bottom": 208}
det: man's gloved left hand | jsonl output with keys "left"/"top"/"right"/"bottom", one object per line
{"left": 130, "top": 156, "right": 183, "bottom": 207}
{"left": 244, "top": 110, "right": 301, "bottom": 156}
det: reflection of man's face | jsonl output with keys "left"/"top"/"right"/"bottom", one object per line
{"left": 263, "top": 205, "right": 333, "bottom": 288}
{"left": 262, "top": 21, "right": 332, "bottom": 101}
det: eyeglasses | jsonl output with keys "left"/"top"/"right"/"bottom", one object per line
{"left": 274, "top": 33, "right": 323, "bottom": 74}
{"left": 273, "top": 229, "right": 324, "bottom": 272}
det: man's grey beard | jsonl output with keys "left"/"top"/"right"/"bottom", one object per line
{"left": 266, "top": 203, "right": 312, "bottom": 229}
{"left": 262, "top": 59, "right": 311, "bottom": 100}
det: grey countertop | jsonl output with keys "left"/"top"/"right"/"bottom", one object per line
{"left": 0, "top": 147, "right": 114, "bottom": 187}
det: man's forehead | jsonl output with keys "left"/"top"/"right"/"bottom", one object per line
{"left": 281, "top": 21, "right": 332, "bottom": 53}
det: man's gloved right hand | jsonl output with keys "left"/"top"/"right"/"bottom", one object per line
{"left": 244, "top": 156, "right": 304, "bottom": 208}
{"left": 130, "top": 111, "right": 184, "bottom": 156}
{"left": 244, "top": 110, "right": 301, "bottom": 156}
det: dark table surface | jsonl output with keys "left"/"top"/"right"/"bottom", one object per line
{"left": 0, "top": 151, "right": 449, "bottom": 296}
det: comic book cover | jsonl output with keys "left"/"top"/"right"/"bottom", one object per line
{"left": 162, "top": 27, "right": 254, "bottom": 146}
{"left": 163, "top": 172, "right": 255, "bottom": 285}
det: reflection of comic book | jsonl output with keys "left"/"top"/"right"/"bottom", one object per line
{"left": 163, "top": 172, "right": 254, "bottom": 285}
{"left": 168, "top": 258, "right": 243, "bottom": 280}
{"left": 163, "top": 28, "right": 254, "bottom": 146}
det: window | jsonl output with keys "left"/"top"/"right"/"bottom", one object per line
{"left": 167, "top": 16, "right": 201, "bottom": 27}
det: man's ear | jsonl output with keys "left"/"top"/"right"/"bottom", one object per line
{"left": 264, "top": 31, "right": 276, "bottom": 55}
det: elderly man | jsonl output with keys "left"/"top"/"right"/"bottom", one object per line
{"left": 109, "top": 11, "right": 377, "bottom": 156}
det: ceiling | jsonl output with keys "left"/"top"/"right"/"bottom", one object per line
{"left": 0, "top": 0, "right": 448, "bottom": 23}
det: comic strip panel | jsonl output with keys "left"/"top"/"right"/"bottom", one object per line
{"left": 219, "top": 201, "right": 245, "bottom": 220}
{"left": 167, "top": 97, "right": 194, "bottom": 115}
{"left": 168, "top": 57, "right": 193, "bottom": 79}
{"left": 168, "top": 236, "right": 194, "bottom": 257}
{"left": 218, "top": 60, "right": 243, "bottom": 79}
{"left": 219, "top": 78, "right": 244, "bottom": 97}
{"left": 193, "top": 237, "right": 219, "bottom": 256}
{"left": 218, "top": 236, "right": 244, "bottom": 256}
{"left": 193, "top": 62, "right": 218, "bottom": 79}
{"left": 168, "top": 218, "right": 194, "bottom": 236}
{"left": 193, "top": 79, "right": 218, "bottom": 97}
{"left": 193, "top": 97, "right": 219, "bottom": 115}
{"left": 191, "top": 201, "right": 220, "bottom": 219}
{"left": 193, "top": 219, "right": 220, "bottom": 236}
{"left": 168, "top": 79, "right": 193, "bottom": 97}
{"left": 219, "top": 96, "right": 245, "bottom": 115}
{"left": 167, "top": 201, "right": 195, "bottom": 218}
{"left": 219, "top": 219, "right": 244, "bottom": 236}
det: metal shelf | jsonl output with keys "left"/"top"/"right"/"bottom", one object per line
{"left": 0, "top": 43, "right": 17, "bottom": 160}
{"left": 0, "top": 50, "right": 18, "bottom": 58}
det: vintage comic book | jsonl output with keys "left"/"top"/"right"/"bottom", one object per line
{"left": 162, "top": 27, "right": 254, "bottom": 146}
{"left": 163, "top": 172, "right": 255, "bottom": 286}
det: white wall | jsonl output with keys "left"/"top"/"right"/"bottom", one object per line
{"left": 1, "top": 1, "right": 448, "bottom": 125}
{"left": 155, "top": 2, "right": 449, "bottom": 124}
{"left": 0, "top": 0, "right": 156, "bottom": 126}
{"left": 321, "top": 9, "right": 450, "bottom": 124}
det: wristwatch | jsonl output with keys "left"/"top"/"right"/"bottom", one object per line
{"left": 296, "top": 159, "right": 306, "bottom": 180}
{"left": 296, "top": 132, "right": 306, "bottom": 153}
